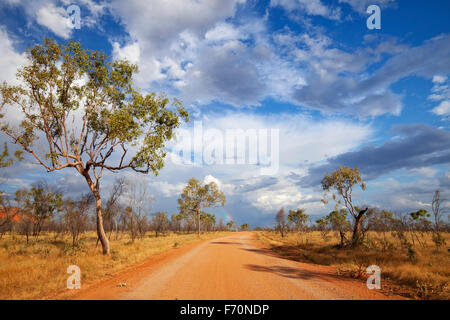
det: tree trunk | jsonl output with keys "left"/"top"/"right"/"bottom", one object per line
{"left": 351, "top": 216, "right": 362, "bottom": 246}
{"left": 339, "top": 230, "right": 346, "bottom": 248}
{"left": 80, "top": 168, "right": 110, "bottom": 255}
{"left": 94, "top": 193, "right": 110, "bottom": 254}
{"left": 197, "top": 209, "right": 201, "bottom": 238}
{"left": 351, "top": 208, "right": 368, "bottom": 247}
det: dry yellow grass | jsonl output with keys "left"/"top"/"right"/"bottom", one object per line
{"left": 0, "top": 231, "right": 230, "bottom": 300}
{"left": 256, "top": 231, "right": 450, "bottom": 299}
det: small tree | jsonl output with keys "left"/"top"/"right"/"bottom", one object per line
{"left": 200, "top": 213, "right": 216, "bottom": 232}
{"left": 275, "top": 207, "right": 288, "bottom": 237}
{"left": 103, "top": 178, "right": 126, "bottom": 240}
{"left": 226, "top": 220, "right": 236, "bottom": 231}
{"left": 321, "top": 166, "right": 367, "bottom": 247}
{"left": 63, "top": 193, "right": 93, "bottom": 247}
{"left": 0, "top": 39, "right": 188, "bottom": 254}
{"left": 288, "top": 208, "right": 309, "bottom": 243}
{"left": 178, "top": 178, "right": 225, "bottom": 237}
{"left": 315, "top": 216, "right": 330, "bottom": 241}
{"left": 240, "top": 223, "right": 250, "bottom": 231}
{"left": 15, "top": 183, "right": 63, "bottom": 239}
{"left": 151, "top": 211, "right": 169, "bottom": 237}
{"left": 170, "top": 213, "right": 183, "bottom": 233}
{"left": 327, "top": 209, "right": 350, "bottom": 248}
{"left": 122, "top": 206, "right": 138, "bottom": 242}
{"left": 431, "top": 190, "right": 447, "bottom": 248}
{"left": 288, "top": 209, "right": 309, "bottom": 231}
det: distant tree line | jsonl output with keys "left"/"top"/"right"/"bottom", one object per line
{"left": 0, "top": 177, "right": 246, "bottom": 246}
{"left": 273, "top": 166, "right": 449, "bottom": 250}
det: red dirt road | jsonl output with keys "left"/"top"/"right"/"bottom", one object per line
{"left": 65, "top": 232, "right": 403, "bottom": 300}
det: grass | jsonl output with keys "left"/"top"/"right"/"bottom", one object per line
{"left": 0, "top": 231, "right": 229, "bottom": 300}
{"left": 256, "top": 231, "right": 450, "bottom": 299}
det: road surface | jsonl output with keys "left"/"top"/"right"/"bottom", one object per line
{"left": 66, "top": 232, "right": 402, "bottom": 300}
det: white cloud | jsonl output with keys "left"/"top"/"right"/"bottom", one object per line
{"left": 433, "top": 75, "right": 447, "bottom": 84}
{"left": 112, "top": 41, "right": 140, "bottom": 64}
{"left": 203, "top": 174, "right": 235, "bottom": 195}
{"left": 36, "top": 3, "right": 72, "bottom": 39}
{"left": 410, "top": 167, "right": 438, "bottom": 178}
{"left": 432, "top": 100, "right": 450, "bottom": 116}
{"left": 0, "top": 28, "right": 26, "bottom": 84}
{"left": 150, "top": 181, "right": 185, "bottom": 198}
{"left": 270, "top": 0, "right": 341, "bottom": 20}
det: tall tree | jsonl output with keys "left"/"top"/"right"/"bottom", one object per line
{"left": 0, "top": 39, "right": 188, "bottom": 254}
{"left": 178, "top": 178, "right": 225, "bottom": 237}
{"left": 321, "top": 166, "right": 367, "bottom": 246}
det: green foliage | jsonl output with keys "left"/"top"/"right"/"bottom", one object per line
{"left": 240, "top": 223, "right": 250, "bottom": 231}
{"left": 321, "top": 166, "right": 365, "bottom": 218}
{"left": 178, "top": 178, "right": 226, "bottom": 216}
{"left": 287, "top": 208, "right": 309, "bottom": 231}
{"left": 0, "top": 37, "right": 188, "bottom": 176}
{"left": 0, "top": 143, "right": 23, "bottom": 168}
{"left": 178, "top": 178, "right": 225, "bottom": 236}
{"left": 409, "top": 209, "right": 430, "bottom": 220}
{"left": 0, "top": 38, "right": 189, "bottom": 254}
{"left": 226, "top": 220, "right": 236, "bottom": 231}
{"left": 15, "top": 184, "right": 63, "bottom": 237}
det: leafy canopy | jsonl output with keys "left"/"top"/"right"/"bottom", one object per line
{"left": 0, "top": 38, "right": 188, "bottom": 181}
{"left": 321, "top": 166, "right": 366, "bottom": 218}
{"left": 178, "top": 178, "right": 226, "bottom": 215}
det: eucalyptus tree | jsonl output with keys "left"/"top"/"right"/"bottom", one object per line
{"left": 0, "top": 39, "right": 188, "bottom": 254}
{"left": 321, "top": 166, "right": 367, "bottom": 246}
{"left": 178, "top": 178, "right": 225, "bottom": 237}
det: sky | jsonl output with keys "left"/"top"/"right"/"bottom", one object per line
{"left": 0, "top": 0, "right": 449, "bottom": 227}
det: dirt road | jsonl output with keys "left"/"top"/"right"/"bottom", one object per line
{"left": 67, "top": 232, "right": 402, "bottom": 300}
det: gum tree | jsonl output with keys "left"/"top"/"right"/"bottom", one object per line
{"left": 0, "top": 39, "right": 188, "bottom": 254}
{"left": 321, "top": 166, "right": 367, "bottom": 247}
{"left": 178, "top": 178, "right": 225, "bottom": 237}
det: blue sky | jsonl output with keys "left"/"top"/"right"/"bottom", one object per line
{"left": 0, "top": 0, "right": 449, "bottom": 227}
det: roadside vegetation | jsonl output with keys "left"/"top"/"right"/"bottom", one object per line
{"left": 0, "top": 231, "right": 229, "bottom": 300}
{"left": 264, "top": 166, "right": 449, "bottom": 299}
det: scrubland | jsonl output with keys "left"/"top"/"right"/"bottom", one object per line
{"left": 256, "top": 231, "right": 450, "bottom": 299}
{"left": 0, "top": 231, "right": 228, "bottom": 300}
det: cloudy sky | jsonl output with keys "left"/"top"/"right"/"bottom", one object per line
{"left": 0, "top": 0, "right": 449, "bottom": 227}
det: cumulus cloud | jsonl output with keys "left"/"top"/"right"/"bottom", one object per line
{"left": 2, "top": 0, "right": 106, "bottom": 39}
{"left": 0, "top": 28, "right": 26, "bottom": 84}
{"left": 292, "top": 33, "right": 450, "bottom": 118}
{"left": 36, "top": 3, "right": 73, "bottom": 39}
{"left": 432, "top": 101, "right": 450, "bottom": 116}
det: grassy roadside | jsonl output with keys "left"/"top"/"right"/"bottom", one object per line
{"left": 255, "top": 231, "right": 450, "bottom": 299}
{"left": 0, "top": 231, "right": 230, "bottom": 300}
